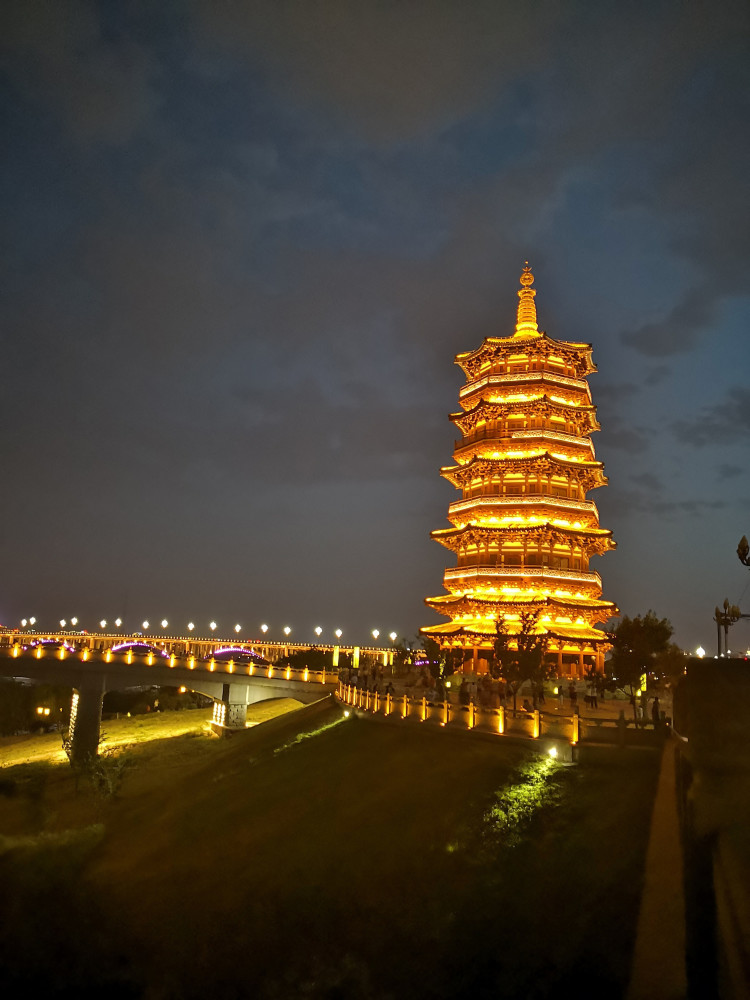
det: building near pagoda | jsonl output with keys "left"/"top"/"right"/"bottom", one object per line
{"left": 422, "top": 264, "right": 617, "bottom": 676}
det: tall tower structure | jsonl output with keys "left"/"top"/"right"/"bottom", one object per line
{"left": 422, "top": 264, "right": 617, "bottom": 676}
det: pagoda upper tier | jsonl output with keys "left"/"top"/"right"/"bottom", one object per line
{"left": 422, "top": 264, "right": 617, "bottom": 676}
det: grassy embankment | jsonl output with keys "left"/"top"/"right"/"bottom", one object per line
{"left": 0, "top": 698, "right": 660, "bottom": 998}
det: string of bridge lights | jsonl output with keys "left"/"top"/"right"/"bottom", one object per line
{"left": 17, "top": 616, "right": 399, "bottom": 644}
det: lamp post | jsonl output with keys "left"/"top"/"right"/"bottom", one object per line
{"left": 714, "top": 599, "right": 741, "bottom": 657}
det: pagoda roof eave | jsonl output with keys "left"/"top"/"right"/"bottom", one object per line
{"left": 455, "top": 331, "right": 593, "bottom": 362}
{"left": 431, "top": 523, "right": 614, "bottom": 541}
{"left": 455, "top": 332, "right": 595, "bottom": 371}
{"left": 449, "top": 393, "right": 597, "bottom": 424}
{"left": 440, "top": 452, "right": 604, "bottom": 477}
{"left": 420, "top": 621, "right": 613, "bottom": 646}
{"left": 425, "top": 593, "right": 618, "bottom": 613}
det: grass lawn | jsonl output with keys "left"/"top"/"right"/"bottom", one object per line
{"left": 0, "top": 700, "right": 660, "bottom": 998}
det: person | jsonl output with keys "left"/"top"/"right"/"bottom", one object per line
{"left": 588, "top": 681, "right": 598, "bottom": 710}
{"left": 651, "top": 696, "right": 661, "bottom": 728}
{"left": 557, "top": 683, "right": 565, "bottom": 707}
{"left": 522, "top": 698, "right": 533, "bottom": 713}
{"left": 385, "top": 681, "right": 395, "bottom": 698}
{"left": 568, "top": 682, "right": 577, "bottom": 708}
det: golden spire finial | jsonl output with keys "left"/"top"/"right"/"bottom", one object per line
{"left": 515, "top": 261, "right": 539, "bottom": 336}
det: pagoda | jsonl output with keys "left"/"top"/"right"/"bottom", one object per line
{"left": 422, "top": 264, "right": 617, "bottom": 676}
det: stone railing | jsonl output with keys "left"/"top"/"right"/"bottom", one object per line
{"left": 337, "top": 682, "right": 665, "bottom": 757}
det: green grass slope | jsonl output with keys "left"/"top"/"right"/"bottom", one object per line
{"left": 0, "top": 700, "right": 660, "bottom": 999}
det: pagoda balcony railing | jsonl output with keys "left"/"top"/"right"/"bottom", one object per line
{"left": 454, "top": 427, "right": 595, "bottom": 454}
{"left": 444, "top": 565, "right": 603, "bottom": 589}
{"left": 459, "top": 372, "right": 592, "bottom": 402}
{"left": 448, "top": 496, "right": 597, "bottom": 517}
{"left": 512, "top": 428, "right": 595, "bottom": 450}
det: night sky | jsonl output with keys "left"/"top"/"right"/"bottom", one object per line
{"left": 2, "top": 2, "right": 749, "bottom": 653}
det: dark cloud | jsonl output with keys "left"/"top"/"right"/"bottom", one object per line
{"left": 1, "top": 0, "right": 748, "bottom": 650}
{"left": 631, "top": 473, "right": 663, "bottom": 492}
{"left": 717, "top": 463, "right": 743, "bottom": 481}
{"left": 189, "top": 0, "right": 564, "bottom": 143}
{"left": 619, "top": 283, "right": 720, "bottom": 357}
{"left": 673, "top": 387, "right": 750, "bottom": 446}
{"left": 644, "top": 366, "right": 670, "bottom": 386}
{"left": 0, "top": 2, "right": 160, "bottom": 145}
{"left": 602, "top": 488, "right": 727, "bottom": 520}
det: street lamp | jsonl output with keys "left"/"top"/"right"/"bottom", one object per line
{"left": 60, "top": 619, "right": 66, "bottom": 628}
{"left": 314, "top": 626, "right": 323, "bottom": 637}
{"left": 389, "top": 632, "right": 397, "bottom": 642}
{"left": 115, "top": 618, "right": 122, "bottom": 628}
{"left": 161, "top": 619, "right": 168, "bottom": 630}
{"left": 738, "top": 535, "right": 750, "bottom": 568}
{"left": 142, "top": 620, "right": 150, "bottom": 630}
{"left": 100, "top": 619, "right": 107, "bottom": 629}
{"left": 29, "top": 617, "right": 36, "bottom": 626}
{"left": 188, "top": 622, "right": 195, "bottom": 630}
{"left": 714, "top": 600, "right": 741, "bottom": 657}
{"left": 283, "top": 626, "right": 291, "bottom": 636}
{"left": 334, "top": 628, "right": 342, "bottom": 639}
{"left": 21, "top": 619, "right": 27, "bottom": 628}
{"left": 372, "top": 629, "right": 380, "bottom": 641}
{"left": 71, "top": 617, "right": 78, "bottom": 626}
{"left": 696, "top": 646, "right": 706, "bottom": 658}
{"left": 209, "top": 621, "right": 217, "bottom": 631}
{"left": 261, "top": 624, "right": 268, "bottom": 634}
{"left": 234, "top": 624, "right": 241, "bottom": 633}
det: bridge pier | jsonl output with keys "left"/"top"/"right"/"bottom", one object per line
{"left": 210, "top": 683, "right": 251, "bottom": 735}
{"left": 68, "top": 676, "right": 106, "bottom": 763}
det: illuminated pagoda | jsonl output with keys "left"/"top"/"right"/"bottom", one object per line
{"left": 422, "top": 264, "right": 617, "bottom": 676}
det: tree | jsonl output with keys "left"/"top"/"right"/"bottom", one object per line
{"left": 654, "top": 642, "right": 687, "bottom": 686}
{"left": 489, "top": 611, "right": 549, "bottom": 713}
{"left": 420, "top": 638, "right": 464, "bottom": 689}
{"left": 606, "top": 611, "right": 673, "bottom": 717}
{"left": 392, "top": 638, "right": 417, "bottom": 676}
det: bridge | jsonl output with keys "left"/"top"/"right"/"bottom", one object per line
{"left": 0, "top": 641, "right": 342, "bottom": 762}
{"left": 0, "top": 630, "right": 396, "bottom": 665}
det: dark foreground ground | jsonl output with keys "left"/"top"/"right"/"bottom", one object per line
{"left": 0, "top": 701, "right": 660, "bottom": 999}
